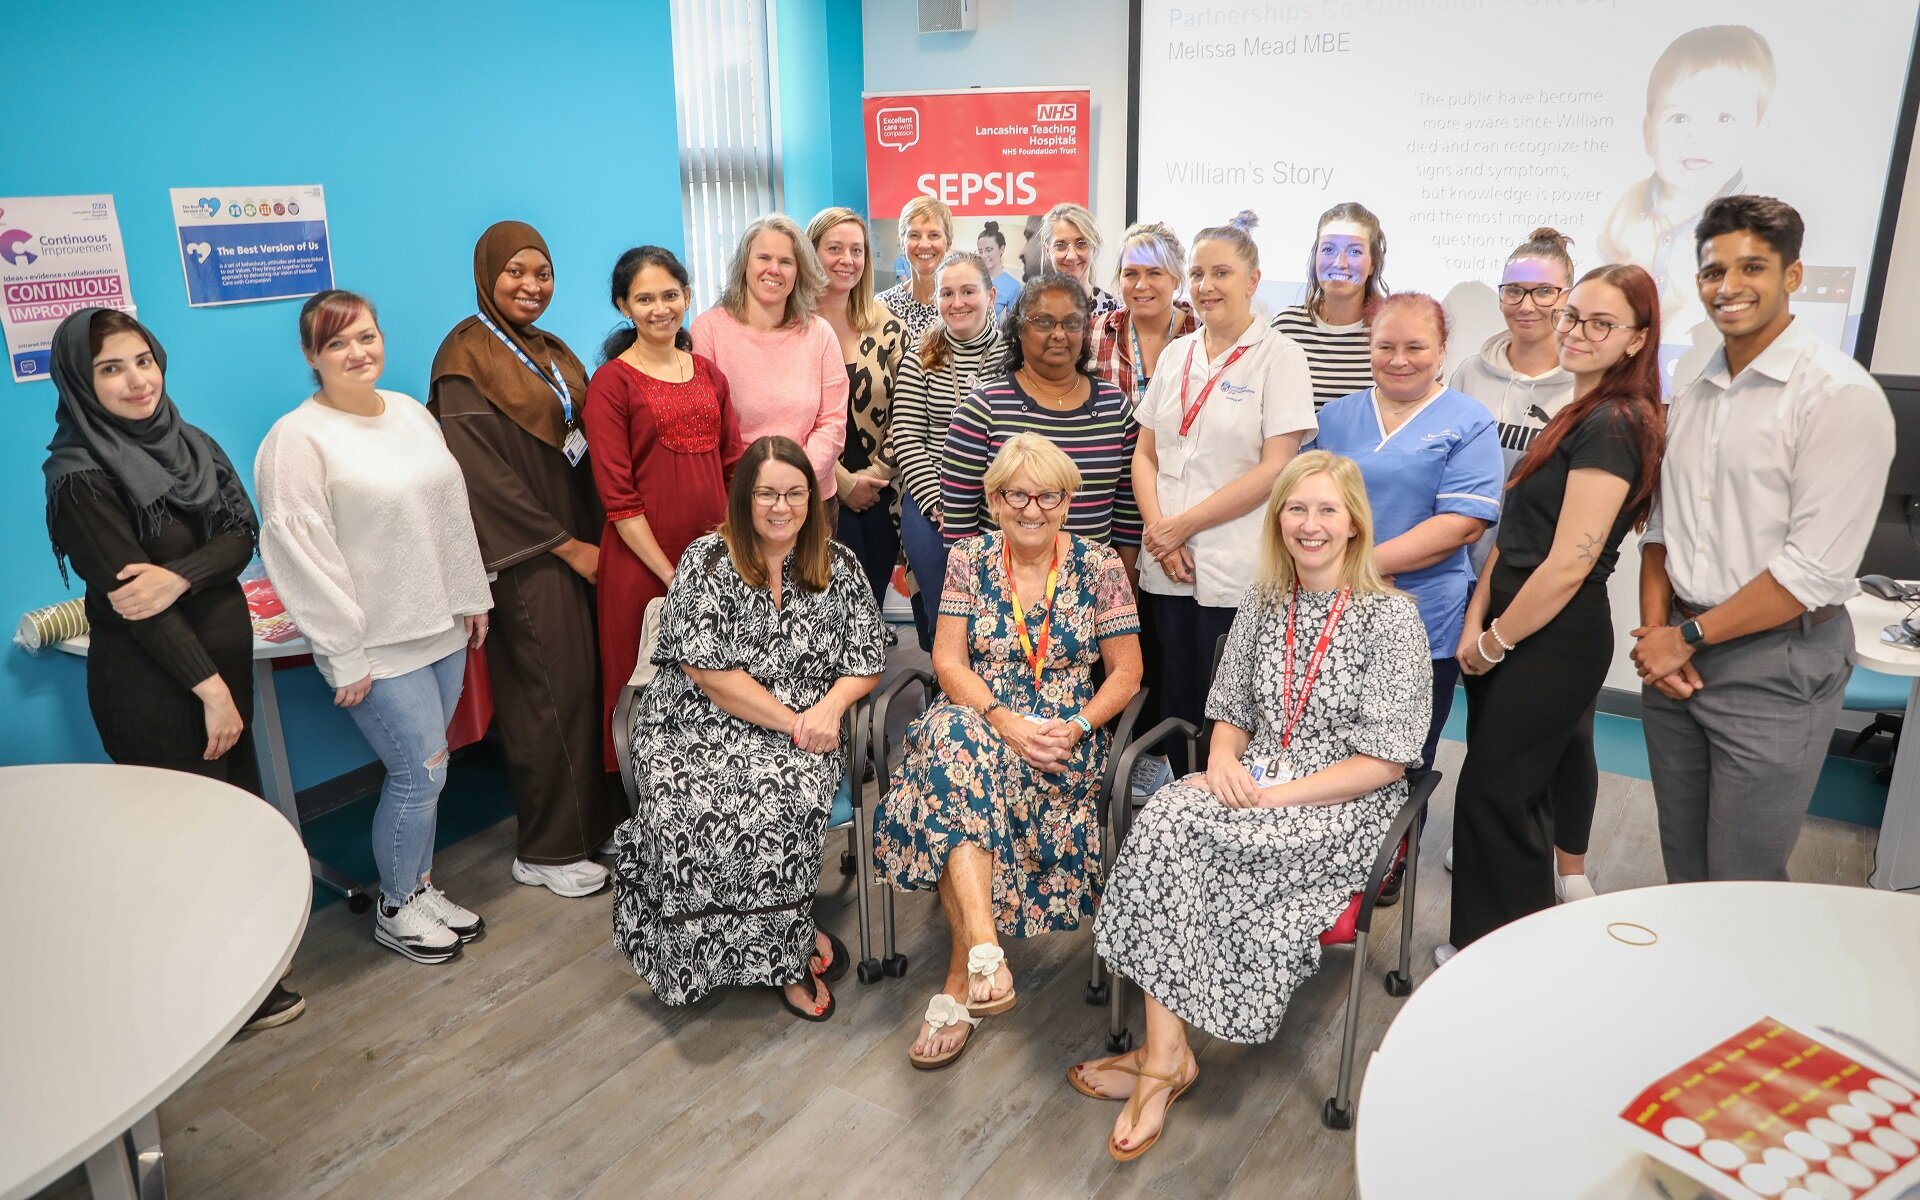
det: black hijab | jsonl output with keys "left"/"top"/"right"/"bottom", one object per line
{"left": 43, "top": 307, "right": 257, "bottom": 580}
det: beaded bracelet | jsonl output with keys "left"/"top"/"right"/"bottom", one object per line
{"left": 1488, "top": 619, "right": 1516, "bottom": 652}
{"left": 1476, "top": 631, "right": 1508, "bottom": 664}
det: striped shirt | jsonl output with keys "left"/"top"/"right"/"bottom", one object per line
{"left": 881, "top": 325, "right": 1005, "bottom": 512}
{"left": 1270, "top": 304, "right": 1372, "bottom": 410}
{"left": 940, "top": 374, "right": 1141, "bottom": 547}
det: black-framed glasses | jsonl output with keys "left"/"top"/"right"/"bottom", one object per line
{"left": 1552, "top": 309, "right": 1637, "bottom": 341}
{"left": 995, "top": 487, "right": 1067, "bottom": 511}
{"left": 750, "top": 486, "right": 810, "bottom": 509}
{"left": 1498, "top": 283, "right": 1565, "bottom": 306}
{"left": 1024, "top": 316, "right": 1086, "bottom": 335}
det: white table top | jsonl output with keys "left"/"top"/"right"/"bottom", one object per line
{"left": 0, "top": 764, "right": 311, "bottom": 1200}
{"left": 1847, "top": 588, "right": 1920, "bottom": 678}
{"left": 1356, "top": 882, "right": 1920, "bottom": 1199}
{"left": 53, "top": 632, "right": 313, "bottom": 662}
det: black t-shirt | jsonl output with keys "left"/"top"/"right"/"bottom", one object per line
{"left": 1492, "top": 403, "right": 1644, "bottom": 588}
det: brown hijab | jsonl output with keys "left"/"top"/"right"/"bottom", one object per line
{"left": 429, "top": 220, "right": 590, "bottom": 449}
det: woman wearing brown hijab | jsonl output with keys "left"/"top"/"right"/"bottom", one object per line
{"left": 430, "top": 220, "right": 620, "bottom": 898}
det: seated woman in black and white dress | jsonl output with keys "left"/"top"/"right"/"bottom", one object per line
{"left": 1080, "top": 449, "right": 1431, "bottom": 1162}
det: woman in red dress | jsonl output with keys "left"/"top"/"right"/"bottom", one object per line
{"left": 584, "top": 246, "right": 745, "bottom": 769}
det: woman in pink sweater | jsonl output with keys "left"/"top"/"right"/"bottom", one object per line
{"left": 691, "top": 215, "right": 849, "bottom": 513}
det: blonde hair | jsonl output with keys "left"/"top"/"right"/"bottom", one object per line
{"left": 1043, "top": 202, "right": 1103, "bottom": 278}
{"left": 983, "top": 431, "right": 1081, "bottom": 497}
{"left": 920, "top": 250, "right": 992, "bottom": 370}
{"left": 1111, "top": 220, "right": 1187, "bottom": 290}
{"left": 1507, "top": 226, "right": 1576, "bottom": 283}
{"left": 1255, "top": 451, "right": 1394, "bottom": 597}
{"left": 807, "top": 207, "right": 880, "bottom": 333}
{"left": 1193, "top": 209, "right": 1262, "bottom": 272}
{"left": 720, "top": 214, "right": 824, "bottom": 329}
{"left": 898, "top": 196, "right": 955, "bottom": 244}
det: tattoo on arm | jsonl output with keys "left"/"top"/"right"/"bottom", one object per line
{"left": 1576, "top": 531, "right": 1603, "bottom": 565}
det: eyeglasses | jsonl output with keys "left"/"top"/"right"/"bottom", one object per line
{"left": 1499, "top": 284, "right": 1565, "bottom": 306}
{"left": 1552, "top": 309, "right": 1638, "bottom": 341}
{"left": 995, "top": 488, "right": 1067, "bottom": 511}
{"left": 751, "top": 487, "right": 810, "bottom": 509}
{"left": 1025, "top": 316, "right": 1086, "bottom": 335}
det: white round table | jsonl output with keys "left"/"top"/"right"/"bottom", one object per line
{"left": 1844, "top": 589, "right": 1920, "bottom": 890}
{"left": 0, "top": 764, "right": 311, "bottom": 1200}
{"left": 1356, "top": 882, "right": 1920, "bottom": 1199}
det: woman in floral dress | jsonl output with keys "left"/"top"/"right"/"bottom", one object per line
{"left": 874, "top": 433, "right": 1142, "bottom": 1069}
{"left": 1079, "top": 450, "right": 1431, "bottom": 1161}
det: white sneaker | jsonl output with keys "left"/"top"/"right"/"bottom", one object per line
{"left": 375, "top": 891, "right": 461, "bottom": 963}
{"left": 512, "top": 857, "right": 608, "bottom": 898}
{"left": 1433, "top": 943, "right": 1458, "bottom": 968}
{"left": 1555, "top": 873, "right": 1597, "bottom": 903}
{"left": 1129, "top": 754, "right": 1172, "bottom": 799}
{"left": 1444, "top": 845, "right": 1454, "bottom": 872}
{"left": 416, "top": 883, "right": 484, "bottom": 941}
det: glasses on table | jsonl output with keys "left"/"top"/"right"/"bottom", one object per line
{"left": 1551, "top": 309, "right": 1638, "bottom": 341}
{"left": 995, "top": 488, "right": 1068, "bottom": 511}
{"left": 1498, "top": 284, "right": 1565, "bottom": 307}
{"left": 751, "top": 487, "right": 811, "bottom": 509}
{"left": 1025, "top": 316, "right": 1087, "bottom": 335}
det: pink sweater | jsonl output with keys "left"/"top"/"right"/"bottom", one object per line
{"left": 689, "top": 308, "right": 848, "bottom": 498}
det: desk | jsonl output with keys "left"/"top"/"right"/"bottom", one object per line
{"left": 0, "top": 764, "right": 311, "bottom": 1200}
{"left": 56, "top": 633, "right": 373, "bottom": 911}
{"left": 1355, "top": 882, "right": 1920, "bottom": 1199}
{"left": 1845, "top": 590, "right": 1920, "bottom": 891}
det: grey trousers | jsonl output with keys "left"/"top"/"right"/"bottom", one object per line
{"left": 1641, "top": 611, "right": 1854, "bottom": 883}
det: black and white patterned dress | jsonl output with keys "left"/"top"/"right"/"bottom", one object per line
{"left": 611, "top": 534, "right": 887, "bottom": 1005}
{"left": 1094, "top": 586, "right": 1431, "bottom": 1043}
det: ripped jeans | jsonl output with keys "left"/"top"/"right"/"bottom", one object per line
{"left": 344, "top": 647, "right": 468, "bottom": 906}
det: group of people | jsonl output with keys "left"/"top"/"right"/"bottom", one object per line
{"left": 43, "top": 183, "right": 1893, "bottom": 1161}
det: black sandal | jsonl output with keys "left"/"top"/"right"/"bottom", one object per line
{"left": 779, "top": 971, "right": 836, "bottom": 1022}
{"left": 811, "top": 929, "right": 849, "bottom": 983}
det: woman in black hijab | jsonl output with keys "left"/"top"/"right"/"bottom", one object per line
{"left": 44, "top": 306, "right": 303, "bottom": 1029}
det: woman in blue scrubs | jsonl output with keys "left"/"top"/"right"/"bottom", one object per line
{"left": 1310, "top": 293, "right": 1503, "bottom": 772}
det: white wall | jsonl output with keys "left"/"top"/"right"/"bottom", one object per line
{"left": 1873, "top": 140, "right": 1920, "bottom": 375}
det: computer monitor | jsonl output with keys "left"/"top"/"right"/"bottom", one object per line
{"left": 1863, "top": 374, "right": 1920, "bottom": 580}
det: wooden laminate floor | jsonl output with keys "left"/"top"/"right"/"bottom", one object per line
{"left": 34, "top": 653, "right": 1878, "bottom": 1200}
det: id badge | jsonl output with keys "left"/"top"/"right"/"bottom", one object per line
{"left": 562, "top": 424, "right": 588, "bottom": 466}
{"left": 1160, "top": 441, "right": 1190, "bottom": 480}
{"left": 1248, "top": 756, "right": 1293, "bottom": 785}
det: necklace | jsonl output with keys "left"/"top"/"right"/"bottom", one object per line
{"left": 1020, "top": 367, "right": 1081, "bottom": 406}
{"left": 624, "top": 345, "right": 688, "bottom": 383}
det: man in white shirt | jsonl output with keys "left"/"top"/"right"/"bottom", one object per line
{"left": 1632, "top": 195, "right": 1895, "bottom": 882}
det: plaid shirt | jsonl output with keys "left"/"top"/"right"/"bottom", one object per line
{"left": 1086, "top": 300, "right": 1197, "bottom": 410}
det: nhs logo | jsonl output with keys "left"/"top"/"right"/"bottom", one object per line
{"left": 1036, "top": 103, "right": 1078, "bottom": 121}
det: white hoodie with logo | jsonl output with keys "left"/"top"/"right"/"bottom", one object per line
{"left": 1449, "top": 331, "right": 1577, "bottom": 573}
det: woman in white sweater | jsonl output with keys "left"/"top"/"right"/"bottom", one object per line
{"left": 257, "top": 290, "right": 493, "bottom": 965}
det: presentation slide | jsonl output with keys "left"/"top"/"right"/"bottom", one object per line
{"left": 1135, "top": 0, "right": 1920, "bottom": 382}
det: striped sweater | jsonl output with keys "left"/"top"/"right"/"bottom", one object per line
{"left": 882, "top": 325, "right": 1004, "bottom": 512}
{"left": 1271, "top": 304, "right": 1373, "bottom": 410}
{"left": 940, "top": 374, "right": 1141, "bottom": 547}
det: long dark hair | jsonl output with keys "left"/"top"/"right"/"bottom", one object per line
{"left": 1000, "top": 273, "right": 1094, "bottom": 377}
{"left": 600, "top": 246, "right": 693, "bottom": 363}
{"left": 720, "top": 436, "right": 832, "bottom": 593}
{"left": 1506, "top": 263, "right": 1665, "bottom": 528}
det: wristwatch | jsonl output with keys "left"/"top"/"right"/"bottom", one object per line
{"left": 1679, "top": 619, "right": 1707, "bottom": 647}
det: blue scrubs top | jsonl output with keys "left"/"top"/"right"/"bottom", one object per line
{"left": 991, "top": 270, "right": 1021, "bottom": 323}
{"left": 1307, "top": 387, "right": 1503, "bottom": 658}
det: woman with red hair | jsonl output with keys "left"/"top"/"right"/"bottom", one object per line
{"left": 1441, "top": 264, "right": 1665, "bottom": 961}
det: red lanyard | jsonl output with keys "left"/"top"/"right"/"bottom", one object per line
{"left": 1177, "top": 339, "right": 1251, "bottom": 437}
{"left": 1279, "top": 583, "right": 1349, "bottom": 750}
{"left": 1004, "top": 537, "right": 1061, "bottom": 685}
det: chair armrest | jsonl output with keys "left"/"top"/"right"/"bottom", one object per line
{"left": 1108, "top": 716, "right": 1200, "bottom": 846}
{"left": 843, "top": 695, "right": 872, "bottom": 810}
{"left": 1093, "top": 690, "right": 1150, "bottom": 826}
{"left": 613, "top": 684, "right": 641, "bottom": 814}
{"left": 1353, "top": 767, "right": 1443, "bottom": 937}
{"left": 870, "top": 668, "right": 938, "bottom": 794}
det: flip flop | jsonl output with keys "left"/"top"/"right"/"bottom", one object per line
{"left": 778, "top": 971, "right": 835, "bottom": 1023}
{"left": 964, "top": 943, "right": 1017, "bottom": 1016}
{"left": 1068, "top": 1052, "right": 1142, "bottom": 1100}
{"left": 1108, "top": 1058, "right": 1199, "bottom": 1162}
{"left": 811, "top": 928, "right": 849, "bottom": 983}
{"left": 908, "top": 993, "right": 980, "bottom": 1070}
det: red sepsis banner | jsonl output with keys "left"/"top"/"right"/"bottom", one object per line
{"left": 863, "top": 88, "right": 1090, "bottom": 218}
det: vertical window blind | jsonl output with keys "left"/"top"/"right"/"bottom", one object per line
{"left": 670, "top": 0, "right": 783, "bottom": 310}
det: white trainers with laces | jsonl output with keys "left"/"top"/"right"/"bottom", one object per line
{"left": 375, "top": 891, "right": 461, "bottom": 963}
{"left": 1129, "top": 754, "right": 1172, "bottom": 800}
{"left": 416, "top": 883, "right": 484, "bottom": 941}
{"left": 512, "top": 857, "right": 609, "bottom": 898}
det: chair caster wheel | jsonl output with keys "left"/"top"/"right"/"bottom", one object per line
{"left": 839, "top": 851, "right": 856, "bottom": 876}
{"left": 1105, "top": 1030, "right": 1133, "bottom": 1053}
{"left": 1084, "top": 981, "right": 1110, "bottom": 1005}
{"left": 856, "top": 959, "right": 882, "bottom": 985}
{"left": 1383, "top": 970, "right": 1413, "bottom": 997}
{"left": 882, "top": 954, "right": 909, "bottom": 978}
{"left": 347, "top": 893, "right": 373, "bottom": 915}
{"left": 1322, "top": 1098, "right": 1353, "bottom": 1130}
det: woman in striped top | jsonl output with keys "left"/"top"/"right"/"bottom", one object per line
{"left": 886, "top": 251, "right": 1005, "bottom": 650}
{"left": 1270, "top": 202, "right": 1390, "bottom": 410}
{"left": 941, "top": 275, "right": 1141, "bottom": 567}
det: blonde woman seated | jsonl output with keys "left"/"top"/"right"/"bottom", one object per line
{"left": 874, "top": 433, "right": 1142, "bottom": 1068}
{"left": 1081, "top": 450, "right": 1431, "bottom": 1161}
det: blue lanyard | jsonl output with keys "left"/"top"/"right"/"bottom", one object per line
{"left": 1128, "top": 309, "right": 1180, "bottom": 403}
{"left": 475, "top": 311, "right": 573, "bottom": 424}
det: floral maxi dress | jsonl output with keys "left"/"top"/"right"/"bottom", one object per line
{"left": 873, "top": 532, "right": 1140, "bottom": 938}
{"left": 1094, "top": 586, "right": 1431, "bottom": 1043}
{"left": 611, "top": 535, "right": 887, "bottom": 1005}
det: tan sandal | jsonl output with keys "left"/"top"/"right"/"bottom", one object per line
{"left": 1067, "top": 1051, "right": 1141, "bottom": 1100}
{"left": 964, "top": 943, "right": 1017, "bottom": 1016}
{"left": 1108, "top": 1057, "right": 1198, "bottom": 1162}
{"left": 908, "top": 994, "right": 980, "bottom": 1070}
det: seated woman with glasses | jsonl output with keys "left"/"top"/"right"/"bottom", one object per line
{"left": 874, "top": 433, "right": 1142, "bottom": 1070}
{"left": 611, "top": 435, "right": 886, "bottom": 1023}
{"left": 940, "top": 275, "right": 1142, "bottom": 571}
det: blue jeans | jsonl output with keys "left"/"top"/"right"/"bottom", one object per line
{"left": 345, "top": 646, "right": 467, "bottom": 906}
{"left": 836, "top": 487, "right": 900, "bottom": 611}
{"left": 898, "top": 488, "right": 950, "bottom": 652}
